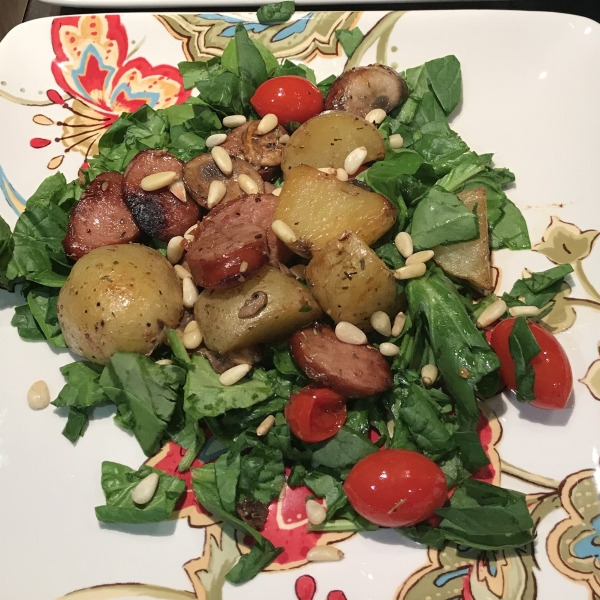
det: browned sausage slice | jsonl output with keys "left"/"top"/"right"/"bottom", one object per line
{"left": 289, "top": 323, "right": 392, "bottom": 397}
{"left": 123, "top": 149, "right": 200, "bottom": 242}
{"left": 62, "top": 172, "right": 140, "bottom": 260}
{"left": 183, "top": 154, "right": 265, "bottom": 207}
{"left": 324, "top": 65, "right": 409, "bottom": 118}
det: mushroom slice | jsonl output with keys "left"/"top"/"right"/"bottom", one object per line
{"left": 183, "top": 154, "right": 265, "bottom": 208}
{"left": 324, "top": 64, "right": 409, "bottom": 118}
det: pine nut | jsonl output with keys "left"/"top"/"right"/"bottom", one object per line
{"left": 174, "top": 264, "right": 192, "bottom": 279}
{"left": 279, "top": 134, "right": 290, "bottom": 145}
{"left": 290, "top": 264, "right": 306, "bottom": 280}
{"left": 379, "top": 342, "right": 400, "bottom": 357}
{"left": 167, "top": 236, "right": 185, "bottom": 264}
{"left": 169, "top": 179, "right": 187, "bottom": 202}
{"left": 182, "top": 320, "right": 202, "bottom": 349}
{"left": 336, "top": 168, "right": 349, "bottom": 181}
{"left": 101, "top": 181, "right": 109, "bottom": 192}
{"left": 182, "top": 277, "right": 199, "bottom": 308}
{"left": 132, "top": 472, "right": 160, "bottom": 505}
{"left": 370, "top": 311, "right": 392, "bottom": 336}
{"left": 394, "top": 232, "right": 413, "bottom": 258}
{"left": 271, "top": 187, "right": 283, "bottom": 197}
{"left": 27, "top": 380, "right": 50, "bottom": 410}
{"left": 206, "top": 133, "right": 227, "bottom": 148}
{"left": 522, "top": 269, "right": 532, "bottom": 279}
{"left": 306, "top": 545, "right": 344, "bottom": 562}
{"left": 272, "top": 220, "right": 297, "bottom": 244}
{"left": 306, "top": 499, "right": 327, "bottom": 525}
{"left": 211, "top": 146, "right": 233, "bottom": 176}
{"left": 335, "top": 321, "right": 367, "bottom": 345}
{"left": 256, "top": 415, "right": 275, "bottom": 436}
{"left": 344, "top": 146, "right": 368, "bottom": 176}
{"left": 184, "top": 223, "right": 199, "bottom": 241}
{"left": 405, "top": 249, "right": 434, "bottom": 265}
{"left": 156, "top": 359, "right": 173, "bottom": 366}
{"left": 391, "top": 312, "right": 406, "bottom": 337}
{"left": 207, "top": 180, "right": 227, "bottom": 208}
{"left": 223, "top": 114, "right": 247, "bottom": 128}
{"left": 238, "top": 173, "right": 259, "bottom": 195}
{"left": 257, "top": 113, "right": 278, "bottom": 135}
{"left": 365, "top": 108, "right": 387, "bottom": 125}
{"left": 239, "top": 261, "right": 249, "bottom": 273}
{"left": 141, "top": 171, "right": 177, "bottom": 192}
{"left": 476, "top": 299, "right": 507, "bottom": 329}
{"left": 394, "top": 263, "right": 427, "bottom": 280}
{"left": 509, "top": 305, "right": 541, "bottom": 317}
{"left": 421, "top": 364, "right": 438, "bottom": 386}
{"left": 318, "top": 167, "right": 336, "bottom": 175}
{"left": 389, "top": 134, "right": 404, "bottom": 149}
{"left": 219, "top": 363, "right": 252, "bottom": 386}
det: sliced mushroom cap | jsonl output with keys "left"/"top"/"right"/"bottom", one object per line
{"left": 324, "top": 64, "right": 409, "bottom": 118}
{"left": 183, "top": 154, "right": 265, "bottom": 208}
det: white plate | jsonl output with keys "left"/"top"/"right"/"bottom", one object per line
{"left": 2, "top": 9, "right": 600, "bottom": 600}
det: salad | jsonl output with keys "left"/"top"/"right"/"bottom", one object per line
{"left": 0, "top": 16, "right": 575, "bottom": 585}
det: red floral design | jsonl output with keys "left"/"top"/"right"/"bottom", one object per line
{"left": 295, "top": 575, "right": 348, "bottom": 600}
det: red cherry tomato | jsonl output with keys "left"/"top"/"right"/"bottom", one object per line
{"left": 251, "top": 76, "right": 323, "bottom": 125}
{"left": 284, "top": 385, "right": 346, "bottom": 443}
{"left": 489, "top": 317, "right": 573, "bottom": 409}
{"left": 344, "top": 449, "right": 448, "bottom": 527}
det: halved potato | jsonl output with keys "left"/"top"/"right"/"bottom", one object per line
{"left": 306, "top": 232, "right": 398, "bottom": 330}
{"left": 274, "top": 165, "right": 396, "bottom": 258}
{"left": 194, "top": 265, "right": 322, "bottom": 353}
{"left": 434, "top": 188, "right": 493, "bottom": 290}
{"left": 281, "top": 110, "right": 385, "bottom": 175}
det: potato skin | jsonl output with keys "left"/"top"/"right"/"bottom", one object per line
{"left": 194, "top": 266, "right": 322, "bottom": 354}
{"left": 306, "top": 232, "right": 397, "bottom": 330}
{"left": 57, "top": 244, "right": 183, "bottom": 364}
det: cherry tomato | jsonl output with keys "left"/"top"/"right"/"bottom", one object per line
{"left": 284, "top": 385, "right": 346, "bottom": 443}
{"left": 251, "top": 76, "right": 323, "bottom": 125}
{"left": 344, "top": 449, "right": 448, "bottom": 527}
{"left": 490, "top": 317, "right": 573, "bottom": 409}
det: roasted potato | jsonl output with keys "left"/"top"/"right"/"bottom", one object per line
{"left": 194, "top": 266, "right": 322, "bottom": 353}
{"left": 57, "top": 244, "right": 183, "bottom": 364}
{"left": 274, "top": 165, "right": 396, "bottom": 258}
{"left": 434, "top": 188, "right": 493, "bottom": 291}
{"left": 281, "top": 110, "right": 386, "bottom": 175}
{"left": 306, "top": 232, "right": 398, "bottom": 330}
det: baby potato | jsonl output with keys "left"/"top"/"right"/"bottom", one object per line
{"left": 57, "top": 244, "right": 183, "bottom": 364}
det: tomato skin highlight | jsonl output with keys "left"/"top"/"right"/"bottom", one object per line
{"left": 490, "top": 317, "right": 573, "bottom": 409}
{"left": 251, "top": 76, "right": 324, "bottom": 125}
{"left": 284, "top": 385, "right": 347, "bottom": 443}
{"left": 344, "top": 449, "right": 448, "bottom": 527}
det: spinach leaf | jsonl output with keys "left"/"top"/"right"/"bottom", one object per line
{"left": 0, "top": 213, "right": 14, "bottom": 291}
{"left": 316, "top": 74, "right": 336, "bottom": 98}
{"left": 305, "top": 472, "right": 347, "bottom": 516}
{"left": 234, "top": 23, "right": 269, "bottom": 91}
{"left": 25, "top": 286, "right": 66, "bottom": 347}
{"left": 61, "top": 407, "right": 89, "bottom": 443}
{"left": 311, "top": 426, "right": 377, "bottom": 469}
{"left": 53, "top": 361, "right": 106, "bottom": 409}
{"left": 424, "top": 56, "right": 462, "bottom": 116}
{"left": 504, "top": 264, "right": 573, "bottom": 309}
{"left": 508, "top": 317, "right": 541, "bottom": 402}
{"left": 335, "top": 28, "right": 364, "bottom": 58}
{"left": 238, "top": 446, "right": 285, "bottom": 505}
{"left": 179, "top": 56, "right": 222, "bottom": 90}
{"left": 273, "top": 60, "right": 316, "bottom": 84}
{"left": 215, "top": 452, "right": 242, "bottom": 513}
{"left": 11, "top": 304, "right": 46, "bottom": 341}
{"left": 257, "top": 1, "right": 295, "bottom": 24}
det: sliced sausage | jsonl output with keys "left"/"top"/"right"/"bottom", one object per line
{"left": 63, "top": 172, "right": 140, "bottom": 260}
{"left": 324, "top": 65, "right": 409, "bottom": 118}
{"left": 123, "top": 149, "right": 200, "bottom": 242}
{"left": 183, "top": 154, "right": 264, "bottom": 207}
{"left": 289, "top": 323, "right": 392, "bottom": 398}
{"left": 185, "top": 224, "right": 268, "bottom": 289}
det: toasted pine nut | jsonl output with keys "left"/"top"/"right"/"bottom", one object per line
{"left": 394, "top": 263, "right": 426, "bottom": 280}
{"left": 206, "top": 133, "right": 227, "bottom": 148}
{"left": 256, "top": 415, "right": 275, "bottom": 436}
{"left": 219, "top": 363, "right": 252, "bottom": 386}
{"left": 207, "top": 180, "right": 227, "bottom": 208}
{"left": 141, "top": 171, "right": 177, "bottom": 192}
{"left": 306, "top": 499, "right": 327, "bottom": 525}
{"left": 421, "top": 364, "right": 438, "bottom": 387}
{"left": 238, "top": 173, "right": 259, "bottom": 195}
{"left": 27, "top": 380, "right": 50, "bottom": 410}
{"left": 182, "top": 277, "right": 199, "bottom": 309}
{"left": 318, "top": 167, "right": 336, "bottom": 175}
{"left": 272, "top": 220, "right": 297, "bottom": 244}
{"left": 344, "top": 146, "right": 368, "bottom": 176}
{"left": 522, "top": 269, "right": 532, "bottom": 279}
{"left": 379, "top": 342, "right": 400, "bottom": 357}
{"left": 365, "top": 108, "right": 387, "bottom": 125}
{"left": 211, "top": 146, "right": 233, "bottom": 176}
{"left": 289, "top": 264, "right": 306, "bottom": 280}
{"left": 156, "top": 359, "right": 173, "bottom": 366}
{"left": 239, "top": 261, "right": 249, "bottom": 273}
{"left": 476, "top": 299, "right": 507, "bottom": 329}
{"left": 394, "top": 232, "right": 413, "bottom": 258}
{"left": 389, "top": 134, "right": 404, "bottom": 149}
{"left": 257, "top": 113, "right": 278, "bottom": 135}
{"left": 169, "top": 179, "right": 187, "bottom": 203}
{"left": 271, "top": 187, "right": 283, "bottom": 197}
{"left": 132, "top": 472, "right": 160, "bottom": 505}
{"left": 182, "top": 320, "right": 202, "bottom": 349}
{"left": 306, "top": 545, "right": 344, "bottom": 562}
{"left": 279, "top": 134, "right": 290, "bottom": 145}
{"left": 101, "top": 181, "right": 109, "bottom": 192}
{"left": 167, "top": 236, "right": 185, "bottom": 264}
{"left": 509, "top": 305, "right": 541, "bottom": 317}
{"left": 185, "top": 223, "right": 199, "bottom": 238}
{"left": 336, "top": 168, "right": 349, "bottom": 181}
{"left": 223, "top": 114, "right": 247, "bottom": 128}
{"left": 335, "top": 321, "right": 367, "bottom": 345}
{"left": 174, "top": 264, "right": 192, "bottom": 279}
{"left": 391, "top": 312, "right": 406, "bottom": 337}
{"left": 370, "top": 311, "right": 392, "bottom": 336}
{"left": 406, "top": 250, "right": 434, "bottom": 265}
